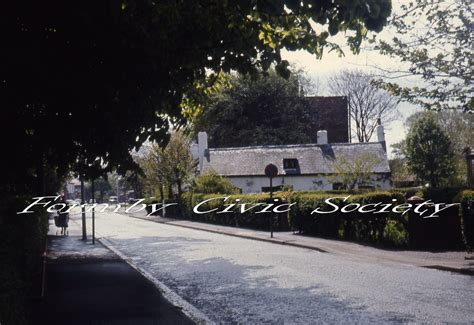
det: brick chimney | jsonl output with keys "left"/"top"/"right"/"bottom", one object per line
{"left": 376, "top": 119, "right": 386, "bottom": 151}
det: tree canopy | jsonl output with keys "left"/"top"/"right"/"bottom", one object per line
{"left": 375, "top": 0, "right": 473, "bottom": 112}
{"left": 404, "top": 114, "right": 456, "bottom": 188}
{"left": 194, "top": 69, "right": 317, "bottom": 147}
{"left": 328, "top": 69, "right": 398, "bottom": 142}
{"left": 393, "top": 110, "right": 473, "bottom": 186}
{"left": 1, "top": 0, "right": 392, "bottom": 195}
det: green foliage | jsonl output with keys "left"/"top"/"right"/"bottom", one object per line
{"left": 389, "top": 158, "right": 415, "bottom": 187}
{"left": 389, "top": 187, "right": 423, "bottom": 199}
{"left": 138, "top": 131, "right": 197, "bottom": 199}
{"left": 181, "top": 192, "right": 281, "bottom": 229}
{"left": 391, "top": 110, "right": 473, "bottom": 187}
{"left": 194, "top": 69, "right": 319, "bottom": 147}
{"left": 404, "top": 114, "right": 456, "bottom": 188}
{"left": 191, "top": 171, "right": 240, "bottom": 194}
{"left": 330, "top": 153, "right": 383, "bottom": 190}
{"left": 160, "top": 132, "right": 197, "bottom": 197}
{"left": 2, "top": 0, "right": 392, "bottom": 197}
{"left": 182, "top": 190, "right": 408, "bottom": 246}
{"left": 375, "top": 0, "right": 473, "bottom": 112}
{"left": 0, "top": 197, "right": 48, "bottom": 324}
{"left": 454, "top": 190, "right": 474, "bottom": 249}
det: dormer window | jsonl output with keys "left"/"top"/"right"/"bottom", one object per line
{"left": 283, "top": 158, "right": 300, "bottom": 174}
{"left": 283, "top": 158, "right": 298, "bottom": 169}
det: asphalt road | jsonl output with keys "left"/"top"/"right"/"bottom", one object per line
{"left": 91, "top": 211, "right": 474, "bottom": 324}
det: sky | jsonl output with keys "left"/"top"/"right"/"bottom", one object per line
{"left": 281, "top": 0, "right": 422, "bottom": 158}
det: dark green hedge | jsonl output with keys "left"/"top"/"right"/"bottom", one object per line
{"left": 0, "top": 197, "right": 48, "bottom": 325}
{"left": 181, "top": 191, "right": 408, "bottom": 246}
{"left": 288, "top": 191, "right": 407, "bottom": 245}
{"left": 455, "top": 190, "right": 474, "bottom": 250}
{"left": 181, "top": 192, "right": 287, "bottom": 230}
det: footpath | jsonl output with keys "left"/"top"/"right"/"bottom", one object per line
{"left": 124, "top": 210, "right": 474, "bottom": 276}
{"left": 28, "top": 214, "right": 194, "bottom": 325}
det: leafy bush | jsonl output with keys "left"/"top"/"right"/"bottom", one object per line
{"left": 181, "top": 192, "right": 287, "bottom": 230}
{"left": 454, "top": 190, "right": 474, "bottom": 250}
{"left": 143, "top": 197, "right": 180, "bottom": 217}
{"left": 181, "top": 190, "right": 409, "bottom": 246}
{"left": 288, "top": 191, "right": 407, "bottom": 244}
{"left": 191, "top": 171, "right": 240, "bottom": 194}
{"left": 0, "top": 196, "right": 48, "bottom": 324}
{"left": 389, "top": 187, "right": 423, "bottom": 199}
{"left": 180, "top": 189, "right": 472, "bottom": 249}
{"left": 421, "top": 187, "right": 464, "bottom": 203}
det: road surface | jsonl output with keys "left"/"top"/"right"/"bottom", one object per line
{"left": 85, "top": 211, "right": 473, "bottom": 324}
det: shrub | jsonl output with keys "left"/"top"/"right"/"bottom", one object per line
{"left": 0, "top": 196, "right": 48, "bottom": 324}
{"left": 181, "top": 192, "right": 288, "bottom": 230}
{"left": 191, "top": 171, "right": 240, "bottom": 194}
{"left": 181, "top": 190, "right": 409, "bottom": 246}
{"left": 143, "top": 197, "right": 180, "bottom": 217}
{"left": 389, "top": 187, "right": 423, "bottom": 199}
{"left": 421, "top": 187, "right": 464, "bottom": 203}
{"left": 454, "top": 190, "right": 474, "bottom": 250}
{"left": 287, "top": 191, "right": 407, "bottom": 244}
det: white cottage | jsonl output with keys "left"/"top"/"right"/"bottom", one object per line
{"left": 194, "top": 127, "right": 391, "bottom": 193}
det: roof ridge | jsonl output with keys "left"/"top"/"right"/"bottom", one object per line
{"left": 209, "top": 142, "right": 383, "bottom": 151}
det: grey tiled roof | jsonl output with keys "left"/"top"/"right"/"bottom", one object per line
{"left": 202, "top": 142, "right": 390, "bottom": 176}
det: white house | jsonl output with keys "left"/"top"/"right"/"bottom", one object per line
{"left": 194, "top": 127, "right": 391, "bottom": 193}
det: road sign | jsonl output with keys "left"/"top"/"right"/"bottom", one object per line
{"left": 264, "top": 164, "right": 278, "bottom": 178}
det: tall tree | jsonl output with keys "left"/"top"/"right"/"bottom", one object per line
{"left": 194, "top": 69, "right": 318, "bottom": 147}
{"left": 330, "top": 153, "right": 382, "bottom": 189}
{"left": 1, "top": 0, "right": 392, "bottom": 197}
{"left": 375, "top": 0, "right": 473, "bottom": 112}
{"left": 160, "top": 132, "right": 197, "bottom": 199}
{"left": 393, "top": 110, "right": 473, "bottom": 185}
{"left": 404, "top": 114, "right": 456, "bottom": 188}
{"left": 138, "top": 132, "right": 196, "bottom": 200}
{"left": 328, "top": 69, "right": 398, "bottom": 142}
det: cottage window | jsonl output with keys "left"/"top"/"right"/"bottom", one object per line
{"left": 283, "top": 158, "right": 298, "bottom": 169}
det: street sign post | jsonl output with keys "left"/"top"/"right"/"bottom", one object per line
{"left": 91, "top": 179, "right": 95, "bottom": 245}
{"left": 264, "top": 164, "right": 278, "bottom": 238}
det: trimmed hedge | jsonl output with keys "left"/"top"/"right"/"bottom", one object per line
{"left": 0, "top": 197, "right": 48, "bottom": 325}
{"left": 179, "top": 188, "right": 472, "bottom": 249}
{"left": 143, "top": 197, "right": 180, "bottom": 217}
{"left": 181, "top": 192, "right": 288, "bottom": 230}
{"left": 288, "top": 191, "right": 407, "bottom": 245}
{"left": 455, "top": 190, "right": 474, "bottom": 250}
{"left": 181, "top": 191, "right": 408, "bottom": 246}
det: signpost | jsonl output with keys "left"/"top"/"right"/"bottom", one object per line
{"left": 91, "top": 179, "right": 95, "bottom": 245}
{"left": 264, "top": 164, "right": 278, "bottom": 238}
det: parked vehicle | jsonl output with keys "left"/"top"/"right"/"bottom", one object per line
{"left": 108, "top": 196, "right": 118, "bottom": 204}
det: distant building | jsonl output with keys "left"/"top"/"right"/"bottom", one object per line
{"left": 64, "top": 179, "right": 81, "bottom": 199}
{"left": 303, "top": 96, "right": 350, "bottom": 143}
{"left": 194, "top": 126, "right": 391, "bottom": 194}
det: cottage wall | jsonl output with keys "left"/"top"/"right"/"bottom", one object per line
{"left": 228, "top": 174, "right": 391, "bottom": 194}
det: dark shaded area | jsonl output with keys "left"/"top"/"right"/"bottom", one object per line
{"left": 304, "top": 96, "right": 349, "bottom": 143}
{"left": 28, "top": 257, "right": 194, "bottom": 325}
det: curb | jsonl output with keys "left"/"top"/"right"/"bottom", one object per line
{"left": 123, "top": 213, "right": 473, "bottom": 277}
{"left": 422, "top": 265, "right": 474, "bottom": 276}
{"left": 97, "top": 235, "right": 213, "bottom": 325}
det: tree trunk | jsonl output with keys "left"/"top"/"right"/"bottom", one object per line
{"left": 177, "top": 179, "right": 182, "bottom": 200}
{"left": 159, "top": 185, "right": 164, "bottom": 202}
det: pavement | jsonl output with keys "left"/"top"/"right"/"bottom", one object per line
{"left": 122, "top": 210, "right": 474, "bottom": 276}
{"left": 28, "top": 214, "right": 194, "bottom": 325}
